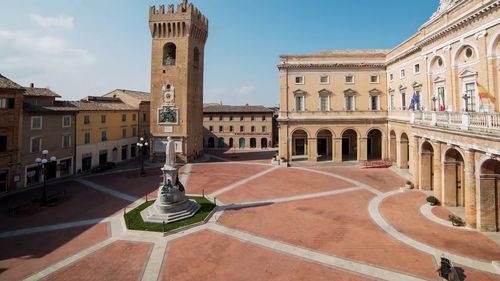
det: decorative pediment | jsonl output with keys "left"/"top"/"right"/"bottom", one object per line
{"left": 411, "top": 81, "right": 423, "bottom": 88}
{"left": 369, "top": 88, "right": 381, "bottom": 95}
{"left": 433, "top": 75, "right": 445, "bottom": 83}
{"left": 398, "top": 84, "right": 407, "bottom": 91}
{"left": 388, "top": 87, "right": 395, "bottom": 92}
{"left": 293, "top": 89, "right": 306, "bottom": 95}
{"left": 458, "top": 68, "right": 478, "bottom": 78}
{"left": 343, "top": 88, "right": 357, "bottom": 95}
{"left": 318, "top": 88, "right": 332, "bottom": 96}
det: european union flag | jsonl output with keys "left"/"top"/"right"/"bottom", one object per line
{"left": 408, "top": 93, "right": 419, "bottom": 110}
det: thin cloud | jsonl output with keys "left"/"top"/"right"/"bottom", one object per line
{"left": 235, "top": 86, "right": 256, "bottom": 95}
{"left": 29, "top": 14, "right": 74, "bottom": 30}
{"left": 209, "top": 88, "right": 228, "bottom": 95}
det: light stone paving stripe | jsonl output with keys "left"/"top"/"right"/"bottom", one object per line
{"left": 368, "top": 190, "right": 500, "bottom": 275}
{"left": 180, "top": 164, "right": 193, "bottom": 187}
{"left": 75, "top": 178, "right": 139, "bottom": 202}
{"left": 204, "top": 154, "right": 231, "bottom": 162}
{"left": 197, "top": 160, "right": 273, "bottom": 167}
{"left": 419, "top": 203, "right": 477, "bottom": 232}
{"left": 140, "top": 242, "right": 168, "bottom": 281}
{"left": 0, "top": 218, "right": 111, "bottom": 238}
{"left": 22, "top": 238, "right": 118, "bottom": 281}
{"left": 221, "top": 186, "right": 365, "bottom": 210}
{"left": 209, "top": 166, "right": 280, "bottom": 198}
{"left": 294, "top": 167, "right": 383, "bottom": 196}
{"left": 208, "top": 224, "right": 427, "bottom": 281}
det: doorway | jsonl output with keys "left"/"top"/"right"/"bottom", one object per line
{"left": 46, "top": 162, "right": 57, "bottom": 180}
{"left": 342, "top": 138, "right": 349, "bottom": 155}
{"left": 317, "top": 138, "right": 327, "bottom": 156}
{"left": 367, "top": 138, "right": 372, "bottom": 156}
{"left": 239, "top": 138, "right": 245, "bottom": 148}
{"left": 229, "top": 138, "right": 234, "bottom": 148}
{"left": 295, "top": 139, "right": 305, "bottom": 155}
{"left": 0, "top": 169, "right": 7, "bottom": 192}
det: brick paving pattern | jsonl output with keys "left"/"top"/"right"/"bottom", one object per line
{"left": 0, "top": 223, "right": 109, "bottom": 281}
{"left": 161, "top": 230, "right": 375, "bottom": 281}
{"left": 381, "top": 191, "right": 500, "bottom": 261}
{"left": 206, "top": 149, "right": 276, "bottom": 163}
{"left": 452, "top": 265, "right": 500, "bottom": 281}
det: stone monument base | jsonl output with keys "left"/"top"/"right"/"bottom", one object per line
{"left": 140, "top": 199, "right": 200, "bottom": 224}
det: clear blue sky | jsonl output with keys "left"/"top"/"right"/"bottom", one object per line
{"left": 0, "top": 0, "right": 438, "bottom": 107}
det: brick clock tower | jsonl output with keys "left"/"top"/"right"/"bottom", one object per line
{"left": 148, "top": 0, "right": 208, "bottom": 163}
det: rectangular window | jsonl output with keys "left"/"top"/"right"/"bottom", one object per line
{"left": 319, "top": 75, "right": 329, "bottom": 84}
{"left": 370, "top": 95, "right": 379, "bottom": 110}
{"left": 345, "top": 96, "right": 355, "bottom": 110}
{"left": 101, "top": 131, "right": 107, "bottom": 141}
{"left": 229, "top": 116, "right": 233, "bottom": 121}
{"left": 229, "top": 126, "right": 233, "bottom": 132}
{"left": 143, "top": 113, "right": 146, "bottom": 121}
{"left": 219, "top": 126, "right": 223, "bottom": 132}
{"left": 240, "top": 116, "right": 244, "bottom": 121}
{"left": 400, "top": 69, "right": 405, "bottom": 78}
{"left": 62, "top": 116, "right": 71, "bottom": 127}
{"left": 122, "top": 114, "right": 126, "bottom": 122}
{"left": 132, "top": 114, "right": 136, "bottom": 121}
{"left": 251, "top": 116, "right": 255, "bottom": 121}
{"left": 414, "top": 64, "right": 420, "bottom": 74}
{"left": 465, "top": 83, "right": 476, "bottom": 112}
{"left": 390, "top": 94, "right": 395, "bottom": 110}
{"left": 209, "top": 126, "right": 213, "bottom": 132}
{"left": 295, "top": 76, "right": 304, "bottom": 84}
{"left": 401, "top": 92, "right": 407, "bottom": 109}
{"left": 84, "top": 115, "right": 90, "bottom": 124}
{"left": 240, "top": 126, "right": 244, "bottom": 132}
{"left": 251, "top": 126, "right": 255, "bottom": 132}
{"left": 370, "top": 75, "right": 379, "bottom": 83}
{"left": 31, "top": 117, "right": 42, "bottom": 129}
{"left": 122, "top": 128, "right": 126, "bottom": 138}
{"left": 132, "top": 127, "right": 137, "bottom": 137}
{"left": 295, "top": 96, "right": 303, "bottom": 111}
{"left": 0, "top": 136, "right": 7, "bottom": 152}
{"left": 84, "top": 132, "right": 90, "bottom": 144}
{"left": 320, "top": 96, "right": 329, "bottom": 111}
{"left": 209, "top": 116, "right": 213, "bottom": 121}
{"left": 101, "top": 115, "right": 106, "bottom": 123}
{"left": 62, "top": 134, "right": 70, "bottom": 148}
{"left": 389, "top": 74, "right": 393, "bottom": 82}
{"left": 262, "top": 126, "right": 266, "bottom": 132}
{"left": 0, "top": 98, "right": 15, "bottom": 109}
{"left": 262, "top": 116, "right": 266, "bottom": 121}
{"left": 345, "top": 75, "right": 354, "bottom": 83}
{"left": 31, "top": 137, "right": 41, "bottom": 152}
{"left": 219, "top": 116, "right": 223, "bottom": 121}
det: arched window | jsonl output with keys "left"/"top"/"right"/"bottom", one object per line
{"left": 194, "top": 47, "right": 200, "bottom": 68}
{"left": 163, "top": 43, "right": 177, "bottom": 66}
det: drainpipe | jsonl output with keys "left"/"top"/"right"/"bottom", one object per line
{"left": 285, "top": 59, "right": 290, "bottom": 164}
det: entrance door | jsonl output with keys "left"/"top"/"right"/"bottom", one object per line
{"left": 317, "top": 139, "right": 327, "bottom": 156}
{"left": 99, "top": 153, "right": 108, "bottom": 164}
{"left": 218, "top": 138, "right": 225, "bottom": 149}
{"left": 239, "top": 138, "right": 245, "bottom": 148}
{"left": 229, "top": 138, "right": 234, "bottom": 148}
{"left": 456, "top": 163, "right": 463, "bottom": 206}
{"left": 121, "top": 146, "right": 127, "bottom": 160}
{"left": 295, "top": 139, "right": 305, "bottom": 155}
{"left": 82, "top": 157, "right": 92, "bottom": 171}
{"left": 342, "top": 138, "right": 349, "bottom": 155}
{"left": 46, "top": 162, "right": 57, "bottom": 180}
{"left": 430, "top": 156, "right": 434, "bottom": 190}
{"left": 0, "top": 170, "right": 7, "bottom": 193}
{"left": 367, "top": 138, "right": 372, "bottom": 156}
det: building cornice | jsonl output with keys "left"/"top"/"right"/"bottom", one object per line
{"left": 276, "top": 62, "right": 386, "bottom": 70}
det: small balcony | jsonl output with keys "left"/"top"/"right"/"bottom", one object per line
{"left": 412, "top": 111, "right": 500, "bottom": 134}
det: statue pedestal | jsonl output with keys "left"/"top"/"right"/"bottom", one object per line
{"left": 140, "top": 164, "right": 200, "bottom": 224}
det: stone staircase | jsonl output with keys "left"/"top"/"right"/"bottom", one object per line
{"left": 141, "top": 199, "right": 201, "bottom": 224}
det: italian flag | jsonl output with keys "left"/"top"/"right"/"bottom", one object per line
{"left": 476, "top": 82, "right": 496, "bottom": 103}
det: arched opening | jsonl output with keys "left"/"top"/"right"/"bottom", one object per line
{"left": 218, "top": 137, "right": 225, "bottom": 149}
{"left": 239, "top": 138, "right": 245, "bottom": 149}
{"left": 390, "top": 130, "right": 396, "bottom": 163}
{"left": 229, "top": 138, "right": 234, "bottom": 148}
{"left": 341, "top": 129, "right": 357, "bottom": 161}
{"left": 194, "top": 47, "right": 200, "bottom": 68}
{"left": 291, "top": 129, "right": 308, "bottom": 161}
{"left": 261, "top": 138, "right": 267, "bottom": 148}
{"left": 443, "top": 148, "right": 465, "bottom": 207}
{"left": 420, "top": 141, "right": 434, "bottom": 191}
{"left": 316, "top": 129, "right": 333, "bottom": 162}
{"left": 163, "top": 43, "right": 177, "bottom": 66}
{"left": 367, "top": 129, "right": 382, "bottom": 160}
{"left": 250, "top": 138, "right": 257, "bottom": 148}
{"left": 478, "top": 159, "right": 500, "bottom": 232}
{"left": 399, "top": 133, "right": 409, "bottom": 169}
{"left": 208, "top": 137, "right": 214, "bottom": 148}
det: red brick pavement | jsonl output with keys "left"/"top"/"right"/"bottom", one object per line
{"left": 218, "top": 190, "right": 437, "bottom": 279}
{"left": 0, "top": 181, "right": 129, "bottom": 231}
{"left": 431, "top": 205, "right": 455, "bottom": 221}
{"left": 42, "top": 241, "right": 153, "bottom": 281}
{"left": 161, "top": 230, "right": 375, "bottom": 281}
{"left": 0, "top": 223, "right": 109, "bottom": 281}
{"left": 185, "top": 164, "right": 272, "bottom": 195}
{"left": 453, "top": 265, "right": 500, "bottom": 281}
{"left": 306, "top": 167, "right": 406, "bottom": 192}
{"left": 381, "top": 191, "right": 500, "bottom": 261}
{"left": 206, "top": 149, "right": 276, "bottom": 163}
{"left": 218, "top": 167, "right": 356, "bottom": 204}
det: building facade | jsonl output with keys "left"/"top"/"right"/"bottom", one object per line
{"left": 203, "top": 104, "right": 275, "bottom": 149}
{"left": 23, "top": 83, "right": 61, "bottom": 106}
{"left": 21, "top": 102, "right": 78, "bottom": 188}
{"left": 0, "top": 74, "right": 25, "bottom": 192}
{"left": 277, "top": 0, "right": 500, "bottom": 232}
{"left": 72, "top": 97, "right": 140, "bottom": 172}
{"left": 148, "top": 0, "right": 208, "bottom": 163}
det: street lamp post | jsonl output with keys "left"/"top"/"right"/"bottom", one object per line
{"left": 35, "top": 150, "right": 56, "bottom": 206}
{"left": 137, "top": 137, "right": 148, "bottom": 177}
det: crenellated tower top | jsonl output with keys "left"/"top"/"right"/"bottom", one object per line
{"left": 149, "top": 0, "right": 209, "bottom": 31}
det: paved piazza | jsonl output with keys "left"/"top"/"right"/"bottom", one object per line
{"left": 1, "top": 150, "right": 500, "bottom": 281}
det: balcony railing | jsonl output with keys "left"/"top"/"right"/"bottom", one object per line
{"left": 412, "top": 111, "right": 500, "bottom": 134}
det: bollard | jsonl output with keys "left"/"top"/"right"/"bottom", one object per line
{"left": 214, "top": 197, "right": 217, "bottom": 206}
{"left": 123, "top": 206, "right": 126, "bottom": 216}
{"left": 146, "top": 195, "right": 148, "bottom": 202}
{"left": 162, "top": 221, "right": 165, "bottom": 232}
{"left": 202, "top": 189, "right": 204, "bottom": 198}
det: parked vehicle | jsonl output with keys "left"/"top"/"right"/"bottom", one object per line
{"left": 91, "top": 162, "right": 116, "bottom": 173}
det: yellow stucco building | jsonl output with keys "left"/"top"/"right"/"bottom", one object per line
{"left": 277, "top": 0, "right": 500, "bottom": 232}
{"left": 73, "top": 97, "right": 140, "bottom": 172}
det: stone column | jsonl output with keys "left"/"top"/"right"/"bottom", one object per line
{"left": 333, "top": 138, "right": 342, "bottom": 162}
{"left": 397, "top": 139, "right": 409, "bottom": 169}
{"left": 358, "top": 137, "right": 367, "bottom": 161}
{"left": 464, "top": 149, "right": 476, "bottom": 228}
{"left": 411, "top": 136, "right": 420, "bottom": 189}
{"left": 476, "top": 174, "right": 499, "bottom": 232}
{"left": 433, "top": 141, "right": 443, "bottom": 202}
{"left": 288, "top": 137, "right": 293, "bottom": 162}
{"left": 442, "top": 162, "right": 457, "bottom": 207}
{"left": 419, "top": 152, "right": 432, "bottom": 190}
{"left": 381, "top": 136, "right": 387, "bottom": 159}
{"left": 308, "top": 138, "right": 317, "bottom": 162}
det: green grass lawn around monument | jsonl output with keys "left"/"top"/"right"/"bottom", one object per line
{"left": 124, "top": 196, "right": 216, "bottom": 232}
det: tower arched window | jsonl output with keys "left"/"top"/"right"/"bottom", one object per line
{"left": 194, "top": 47, "right": 200, "bottom": 68}
{"left": 163, "top": 43, "right": 177, "bottom": 66}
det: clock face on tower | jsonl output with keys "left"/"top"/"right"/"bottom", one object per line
{"left": 164, "top": 92, "right": 174, "bottom": 102}
{"left": 162, "top": 83, "right": 175, "bottom": 104}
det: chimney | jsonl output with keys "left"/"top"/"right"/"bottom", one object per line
{"left": 30, "top": 83, "right": 34, "bottom": 88}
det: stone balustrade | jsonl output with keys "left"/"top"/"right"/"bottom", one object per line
{"left": 412, "top": 111, "right": 500, "bottom": 133}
